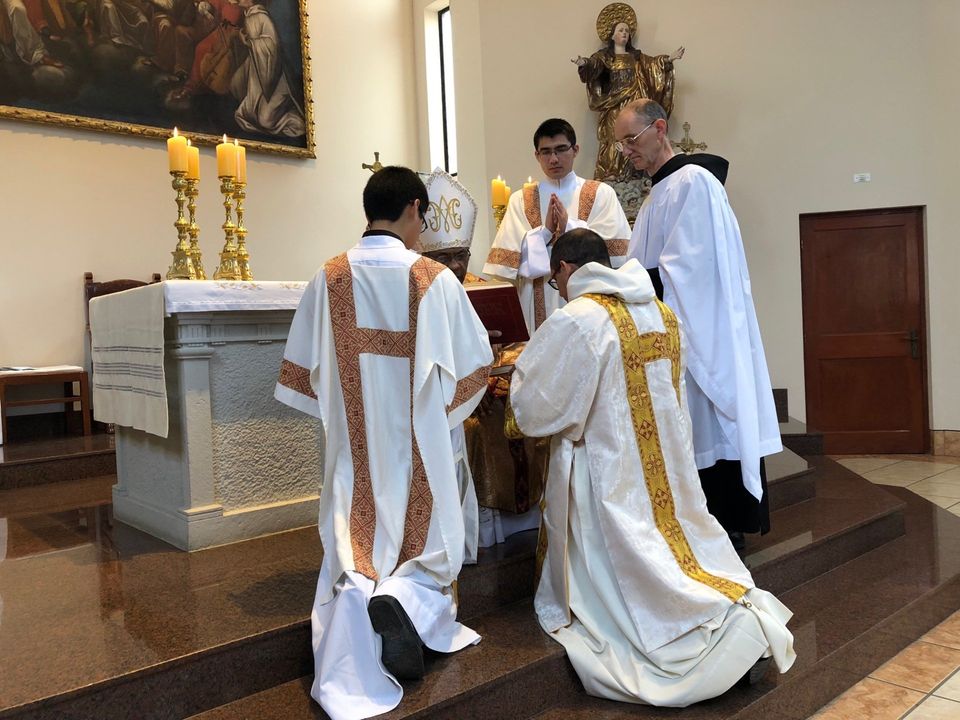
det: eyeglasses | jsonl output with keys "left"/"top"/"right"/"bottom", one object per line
{"left": 614, "top": 122, "right": 655, "bottom": 153}
{"left": 536, "top": 144, "right": 573, "bottom": 158}
{"left": 547, "top": 271, "right": 558, "bottom": 290}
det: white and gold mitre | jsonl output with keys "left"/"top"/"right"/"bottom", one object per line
{"left": 421, "top": 167, "right": 477, "bottom": 252}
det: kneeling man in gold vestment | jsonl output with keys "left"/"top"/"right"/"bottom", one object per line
{"left": 509, "top": 229, "right": 796, "bottom": 706}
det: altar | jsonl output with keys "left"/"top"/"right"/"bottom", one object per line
{"left": 89, "top": 280, "right": 323, "bottom": 551}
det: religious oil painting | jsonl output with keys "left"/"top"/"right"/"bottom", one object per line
{"left": 0, "top": 0, "right": 314, "bottom": 156}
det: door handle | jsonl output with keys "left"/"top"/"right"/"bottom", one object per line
{"left": 905, "top": 330, "right": 919, "bottom": 359}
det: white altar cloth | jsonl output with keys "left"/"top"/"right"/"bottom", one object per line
{"left": 90, "top": 281, "right": 308, "bottom": 438}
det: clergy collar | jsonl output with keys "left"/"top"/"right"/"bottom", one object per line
{"left": 541, "top": 171, "right": 578, "bottom": 192}
{"left": 650, "top": 153, "right": 730, "bottom": 187}
{"left": 360, "top": 229, "right": 405, "bottom": 247}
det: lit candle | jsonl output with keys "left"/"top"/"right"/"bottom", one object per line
{"left": 186, "top": 140, "right": 200, "bottom": 181}
{"left": 523, "top": 176, "right": 537, "bottom": 192}
{"left": 235, "top": 139, "right": 247, "bottom": 184}
{"left": 167, "top": 127, "right": 188, "bottom": 173}
{"left": 490, "top": 175, "right": 507, "bottom": 206}
{"left": 216, "top": 134, "right": 237, "bottom": 178}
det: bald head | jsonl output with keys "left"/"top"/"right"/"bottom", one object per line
{"left": 613, "top": 99, "right": 674, "bottom": 176}
{"left": 621, "top": 99, "right": 668, "bottom": 129}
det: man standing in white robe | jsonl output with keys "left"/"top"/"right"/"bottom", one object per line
{"left": 615, "top": 98, "right": 782, "bottom": 554}
{"left": 483, "top": 117, "right": 631, "bottom": 334}
{"left": 510, "top": 229, "right": 795, "bottom": 707}
{"left": 275, "top": 167, "right": 493, "bottom": 720}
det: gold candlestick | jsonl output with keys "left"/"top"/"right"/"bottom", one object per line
{"left": 234, "top": 181, "right": 253, "bottom": 281}
{"left": 166, "top": 171, "right": 197, "bottom": 280}
{"left": 213, "top": 176, "right": 241, "bottom": 280}
{"left": 492, "top": 203, "right": 507, "bottom": 230}
{"left": 186, "top": 178, "right": 206, "bottom": 280}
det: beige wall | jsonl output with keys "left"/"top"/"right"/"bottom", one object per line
{"left": 451, "top": 0, "right": 959, "bottom": 429}
{"left": 0, "top": 0, "right": 418, "bottom": 368}
{"left": 2, "top": 0, "right": 958, "bottom": 431}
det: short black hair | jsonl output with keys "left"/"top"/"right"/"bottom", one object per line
{"left": 550, "top": 228, "right": 611, "bottom": 272}
{"left": 362, "top": 166, "right": 429, "bottom": 223}
{"left": 533, "top": 118, "right": 576, "bottom": 149}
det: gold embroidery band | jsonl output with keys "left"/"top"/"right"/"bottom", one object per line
{"left": 584, "top": 293, "right": 747, "bottom": 603}
{"left": 447, "top": 365, "right": 491, "bottom": 415}
{"left": 578, "top": 180, "right": 599, "bottom": 220}
{"left": 325, "top": 254, "right": 444, "bottom": 580}
{"left": 605, "top": 239, "right": 629, "bottom": 257}
{"left": 278, "top": 359, "right": 317, "bottom": 399}
{"left": 485, "top": 248, "right": 521, "bottom": 270}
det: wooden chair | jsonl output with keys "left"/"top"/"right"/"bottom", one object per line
{"left": 0, "top": 367, "right": 91, "bottom": 444}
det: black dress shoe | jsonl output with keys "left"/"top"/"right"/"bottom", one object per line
{"left": 367, "top": 595, "right": 425, "bottom": 681}
{"left": 738, "top": 656, "right": 772, "bottom": 686}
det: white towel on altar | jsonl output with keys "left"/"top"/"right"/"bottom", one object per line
{"left": 89, "top": 283, "right": 167, "bottom": 437}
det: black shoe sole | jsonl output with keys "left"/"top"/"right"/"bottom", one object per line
{"left": 368, "top": 595, "right": 425, "bottom": 681}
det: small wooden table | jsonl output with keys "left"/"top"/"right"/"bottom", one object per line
{"left": 0, "top": 366, "right": 91, "bottom": 444}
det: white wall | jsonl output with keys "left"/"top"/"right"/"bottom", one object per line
{"left": 447, "top": 0, "right": 959, "bottom": 430}
{"left": 0, "top": 0, "right": 418, "bottom": 368}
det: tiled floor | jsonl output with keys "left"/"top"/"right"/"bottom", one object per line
{"left": 810, "top": 454, "right": 960, "bottom": 719}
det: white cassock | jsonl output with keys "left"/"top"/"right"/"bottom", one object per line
{"left": 629, "top": 159, "right": 781, "bottom": 502}
{"left": 482, "top": 171, "right": 631, "bottom": 334}
{"left": 231, "top": 5, "right": 306, "bottom": 137}
{"left": 510, "top": 260, "right": 795, "bottom": 707}
{"left": 275, "top": 233, "right": 493, "bottom": 720}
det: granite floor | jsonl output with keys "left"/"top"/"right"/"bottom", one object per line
{"left": 808, "top": 454, "right": 960, "bottom": 719}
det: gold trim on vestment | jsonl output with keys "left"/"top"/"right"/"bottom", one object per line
{"left": 584, "top": 293, "right": 747, "bottom": 603}
{"left": 324, "top": 254, "right": 443, "bottom": 580}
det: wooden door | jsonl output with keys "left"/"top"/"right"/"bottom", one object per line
{"left": 800, "top": 206, "right": 928, "bottom": 454}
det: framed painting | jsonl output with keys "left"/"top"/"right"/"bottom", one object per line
{"left": 0, "top": 0, "right": 314, "bottom": 156}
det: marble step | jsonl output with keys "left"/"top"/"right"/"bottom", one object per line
{"left": 0, "top": 517, "right": 537, "bottom": 720}
{"left": 765, "top": 447, "right": 815, "bottom": 511}
{"left": 184, "top": 461, "right": 909, "bottom": 720}
{"left": 780, "top": 418, "right": 824, "bottom": 457}
{"left": 0, "top": 434, "right": 116, "bottom": 489}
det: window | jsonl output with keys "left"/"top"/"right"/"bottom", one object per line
{"left": 425, "top": 3, "right": 457, "bottom": 175}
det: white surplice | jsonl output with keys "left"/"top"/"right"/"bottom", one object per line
{"left": 482, "top": 172, "right": 631, "bottom": 333}
{"left": 628, "top": 162, "right": 781, "bottom": 501}
{"left": 510, "top": 260, "right": 795, "bottom": 707}
{"left": 275, "top": 234, "right": 493, "bottom": 720}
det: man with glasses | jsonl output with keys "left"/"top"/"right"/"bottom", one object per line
{"left": 613, "top": 98, "right": 781, "bottom": 557}
{"left": 509, "top": 227, "right": 795, "bottom": 707}
{"left": 483, "top": 118, "right": 631, "bottom": 335}
{"left": 276, "top": 166, "right": 493, "bottom": 720}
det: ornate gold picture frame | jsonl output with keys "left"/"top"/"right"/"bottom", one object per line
{"left": 0, "top": 0, "right": 314, "bottom": 157}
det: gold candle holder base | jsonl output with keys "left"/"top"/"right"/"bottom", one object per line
{"left": 186, "top": 178, "right": 206, "bottom": 280}
{"left": 234, "top": 181, "right": 253, "bottom": 281}
{"left": 213, "top": 176, "right": 241, "bottom": 281}
{"left": 167, "top": 170, "right": 197, "bottom": 280}
{"left": 492, "top": 203, "right": 507, "bottom": 231}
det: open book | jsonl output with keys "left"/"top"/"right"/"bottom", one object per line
{"left": 464, "top": 279, "right": 529, "bottom": 346}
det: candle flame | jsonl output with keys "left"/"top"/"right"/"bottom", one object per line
{"left": 222, "top": 134, "right": 228, "bottom": 143}
{"left": 234, "top": 138, "right": 239, "bottom": 147}
{"left": 187, "top": 139, "right": 192, "bottom": 147}
{"left": 497, "top": 174, "right": 502, "bottom": 181}
{"left": 173, "top": 127, "right": 179, "bottom": 137}
{"left": 527, "top": 176, "right": 532, "bottom": 183}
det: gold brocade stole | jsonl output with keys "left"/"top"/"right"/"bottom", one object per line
{"left": 583, "top": 293, "right": 748, "bottom": 603}
{"left": 325, "top": 254, "right": 444, "bottom": 581}
{"left": 523, "top": 182, "right": 600, "bottom": 329}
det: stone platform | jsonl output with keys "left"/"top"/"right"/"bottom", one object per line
{"left": 5, "top": 442, "right": 960, "bottom": 720}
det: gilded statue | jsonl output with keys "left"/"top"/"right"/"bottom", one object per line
{"left": 573, "top": 3, "right": 684, "bottom": 181}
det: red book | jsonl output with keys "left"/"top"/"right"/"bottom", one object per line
{"left": 464, "top": 280, "right": 529, "bottom": 345}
